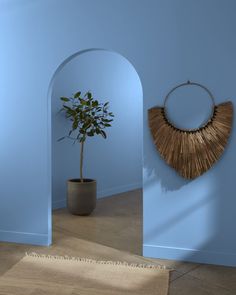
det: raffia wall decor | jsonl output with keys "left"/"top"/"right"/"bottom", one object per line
{"left": 148, "top": 81, "right": 233, "bottom": 179}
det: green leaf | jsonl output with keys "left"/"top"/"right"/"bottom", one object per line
{"left": 57, "top": 136, "right": 65, "bottom": 142}
{"left": 83, "top": 122, "right": 91, "bottom": 129}
{"left": 72, "top": 120, "right": 78, "bottom": 130}
{"left": 104, "top": 123, "right": 111, "bottom": 127}
{"left": 102, "top": 118, "right": 113, "bottom": 122}
{"left": 60, "top": 97, "right": 69, "bottom": 102}
{"left": 87, "top": 130, "right": 95, "bottom": 136}
{"left": 86, "top": 92, "right": 92, "bottom": 99}
{"left": 74, "top": 91, "right": 81, "bottom": 98}
{"left": 92, "top": 100, "right": 99, "bottom": 107}
{"left": 75, "top": 106, "right": 82, "bottom": 112}
{"left": 63, "top": 105, "right": 72, "bottom": 110}
{"left": 80, "top": 99, "right": 87, "bottom": 105}
{"left": 100, "top": 130, "right": 107, "bottom": 139}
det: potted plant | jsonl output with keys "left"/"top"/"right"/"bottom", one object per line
{"left": 58, "top": 91, "right": 114, "bottom": 215}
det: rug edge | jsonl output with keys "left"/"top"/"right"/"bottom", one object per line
{"left": 25, "top": 252, "right": 171, "bottom": 271}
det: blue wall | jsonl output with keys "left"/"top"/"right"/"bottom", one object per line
{"left": 51, "top": 50, "right": 143, "bottom": 209}
{"left": 0, "top": 0, "right": 236, "bottom": 267}
{"left": 143, "top": 1, "right": 236, "bottom": 267}
{"left": 0, "top": 0, "right": 150, "bottom": 246}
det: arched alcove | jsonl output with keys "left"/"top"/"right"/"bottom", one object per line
{"left": 49, "top": 49, "right": 143, "bottom": 217}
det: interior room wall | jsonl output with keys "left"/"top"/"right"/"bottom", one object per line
{"left": 51, "top": 50, "right": 143, "bottom": 209}
{"left": 143, "top": 1, "right": 236, "bottom": 267}
{"left": 1, "top": 0, "right": 236, "bottom": 267}
{"left": 0, "top": 0, "right": 151, "bottom": 246}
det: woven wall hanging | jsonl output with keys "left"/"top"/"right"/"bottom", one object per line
{"left": 148, "top": 81, "right": 233, "bottom": 179}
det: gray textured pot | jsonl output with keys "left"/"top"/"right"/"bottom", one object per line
{"left": 67, "top": 179, "right": 96, "bottom": 215}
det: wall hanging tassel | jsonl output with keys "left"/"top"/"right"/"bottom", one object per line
{"left": 148, "top": 81, "right": 233, "bottom": 179}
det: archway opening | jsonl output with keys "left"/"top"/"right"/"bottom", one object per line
{"left": 49, "top": 49, "right": 143, "bottom": 254}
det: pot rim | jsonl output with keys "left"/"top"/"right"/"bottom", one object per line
{"left": 68, "top": 178, "right": 96, "bottom": 184}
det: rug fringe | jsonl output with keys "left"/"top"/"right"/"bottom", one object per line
{"left": 25, "top": 252, "right": 169, "bottom": 270}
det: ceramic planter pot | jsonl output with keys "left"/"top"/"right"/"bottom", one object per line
{"left": 67, "top": 179, "right": 96, "bottom": 215}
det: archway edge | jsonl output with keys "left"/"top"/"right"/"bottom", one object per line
{"left": 47, "top": 48, "right": 143, "bottom": 99}
{"left": 46, "top": 48, "right": 143, "bottom": 245}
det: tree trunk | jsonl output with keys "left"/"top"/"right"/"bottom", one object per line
{"left": 80, "top": 141, "right": 84, "bottom": 182}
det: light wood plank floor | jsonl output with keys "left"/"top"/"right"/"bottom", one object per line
{"left": 1, "top": 189, "right": 236, "bottom": 294}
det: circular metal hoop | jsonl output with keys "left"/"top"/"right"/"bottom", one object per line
{"left": 163, "top": 81, "right": 216, "bottom": 131}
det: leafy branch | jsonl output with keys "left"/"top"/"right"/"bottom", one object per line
{"left": 58, "top": 91, "right": 114, "bottom": 182}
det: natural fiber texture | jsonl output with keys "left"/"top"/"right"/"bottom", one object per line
{"left": 148, "top": 102, "right": 233, "bottom": 179}
{"left": 0, "top": 252, "right": 170, "bottom": 295}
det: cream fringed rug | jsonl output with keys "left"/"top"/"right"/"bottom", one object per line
{"left": 0, "top": 253, "right": 170, "bottom": 295}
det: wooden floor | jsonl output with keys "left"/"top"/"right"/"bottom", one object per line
{"left": 1, "top": 189, "right": 236, "bottom": 294}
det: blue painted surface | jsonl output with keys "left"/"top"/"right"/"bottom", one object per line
{"left": 143, "top": 0, "right": 236, "bottom": 266}
{"left": 0, "top": 0, "right": 235, "bottom": 266}
{"left": 51, "top": 50, "right": 143, "bottom": 209}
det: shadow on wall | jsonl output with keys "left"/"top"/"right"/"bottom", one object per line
{"left": 143, "top": 86, "right": 236, "bottom": 266}
{"left": 49, "top": 49, "right": 143, "bottom": 209}
{"left": 144, "top": 138, "right": 236, "bottom": 266}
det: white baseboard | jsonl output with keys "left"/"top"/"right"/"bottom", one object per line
{"left": 0, "top": 229, "right": 50, "bottom": 246}
{"left": 52, "top": 182, "right": 142, "bottom": 210}
{"left": 143, "top": 244, "right": 236, "bottom": 267}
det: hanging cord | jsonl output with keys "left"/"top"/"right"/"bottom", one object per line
{"left": 163, "top": 80, "right": 215, "bottom": 131}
